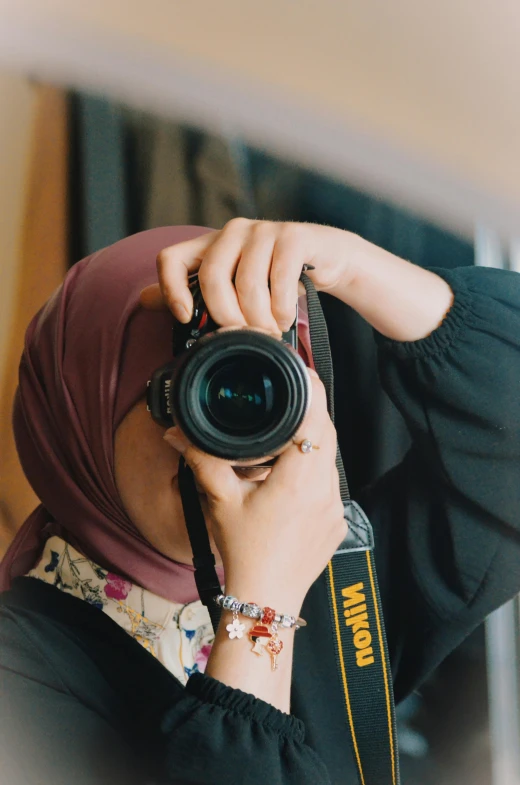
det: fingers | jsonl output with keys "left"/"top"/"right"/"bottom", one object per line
{"left": 291, "top": 369, "right": 328, "bottom": 445}
{"left": 164, "top": 426, "right": 243, "bottom": 504}
{"left": 196, "top": 218, "right": 249, "bottom": 328}
{"left": 156, "top": 231, "right": 218, "bottom": 322}
{"left": 154, "top": 219, "right": 306, "bottom": 332}
{"left": 266, "top": 370, "right": 336, "bottom": 489}
{"left": 270, "top": 228, "right": 309, "bottom": 331}
{"left": 234, "top": 224, "right": 279, "bottom": 334}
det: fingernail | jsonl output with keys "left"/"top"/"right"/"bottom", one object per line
{"left": 278, "top": 310, "right": 296, "bottom": 332}
{"left": 164, "top": 427, "right": 186, "bottom": 453}
{"left": 307, "top": 367, "right": 319, "bottom": 379}
{"left": 172, "top": 301, "right": 190, "bottom": 323}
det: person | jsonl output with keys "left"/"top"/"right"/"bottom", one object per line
{"left": 0, "top": 219, "right": 519, "bottom": 785}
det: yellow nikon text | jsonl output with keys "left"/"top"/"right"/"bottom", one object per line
{"left": 342, "top": 582, "right": 375, "bottom": 667}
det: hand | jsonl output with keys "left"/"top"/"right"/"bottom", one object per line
{"left": 163, "top": 369, "right": 346, "bottom": 612}
{"left": 140, "top": 219, "right": 357, "bottom": 333}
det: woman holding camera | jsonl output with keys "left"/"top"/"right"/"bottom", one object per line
{"left": 1, "top": 220, "right": 519, "bottom": 784}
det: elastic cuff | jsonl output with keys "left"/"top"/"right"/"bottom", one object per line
{"left": 186, "top": 672, "right": 305, "bottom": 741}
{"left": 374, "top": 267, "right": 477, "bottom": 361}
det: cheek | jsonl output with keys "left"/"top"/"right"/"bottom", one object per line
{"left": 140, "top": 436, "right": 181, "bottom": 484}
{"left": 129, "top": 441, "right": 180, "bottom": 515}
{"left": 114, "top": 404, "right": 181, "bottom": 521}
{"left": 114, "top": 400, "right": 203, "bottom": 562}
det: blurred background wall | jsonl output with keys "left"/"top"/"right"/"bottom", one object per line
{"left": 1, "top": 0, "right": 519, "bottom": 238}
{"left": 0, "top": 78, "right": 68, "bottom": 551}
{"left": 0, "top": 73, "right": 37, "bottom": 552}
{"left": 0, "top": 3, "right": 518, "bottom": 783}
{"left": 0, "top": 72, "right": 34, "bottom": 398}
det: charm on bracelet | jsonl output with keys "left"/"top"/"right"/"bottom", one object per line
{"left": 266, "top": 636, "right": 284, "bottom": 671}
{"left": 226, "top": 611, "right": 246, "bottom": 640}
{"left": 248, "top": 624, "right": 273, "bottom": 655}
{"left": 249, "top": 621, "right": 284, "bottom": 670}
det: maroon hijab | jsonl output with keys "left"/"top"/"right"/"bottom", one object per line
{"left": 0, "top": 225, "right": 313, "bottom": 602}
{"left": 0, "top": 226, "right": 220, "bottom": 602}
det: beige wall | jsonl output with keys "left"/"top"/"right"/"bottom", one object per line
{"left": 1, "top": 0, "right": 519, "bottom": 239}
{"left": 37, "top": 0, "right": 520, "bottom": 203}
{"left": 0, "top": 72, "right": 36, "bottom": 393}
{"left": 0, "top": 82, "right": 68, "bottom": 551}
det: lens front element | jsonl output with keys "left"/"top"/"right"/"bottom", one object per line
{"left": 204, "top": 358, "right": 278, "bottom": 434}
{"left": 170, "top": 330, "right": 310, "bottom": 460}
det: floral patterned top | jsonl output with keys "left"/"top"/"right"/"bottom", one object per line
{"left": 26, "top": 536, "right": 214, "bottom": 685}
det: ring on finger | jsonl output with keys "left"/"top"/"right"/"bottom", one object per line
{"left": 294, "top": 438, "right": 320, "bottom": 454}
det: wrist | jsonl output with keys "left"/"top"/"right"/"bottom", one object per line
{"left": 323, "top": 230, "right": 365, "bottom": 301}
{"left": 328, "top": 234, "right": 455, "bottom": 342}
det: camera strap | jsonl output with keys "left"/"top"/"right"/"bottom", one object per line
{"left": 178, "top": 273, "right": 400, "bottom": 785}
{"left": 177, "top": 459, "right": 223, "bottom": 633}
{"left": 301, "top": 273, "right": 400, "bottom": 785}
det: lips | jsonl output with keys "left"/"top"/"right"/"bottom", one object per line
{"left": 233, "top": 466, "right": 272, "bottom": 481}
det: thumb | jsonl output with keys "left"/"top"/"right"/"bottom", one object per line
{"left": 164, "top": 427, "right": 242, "bottom": 503}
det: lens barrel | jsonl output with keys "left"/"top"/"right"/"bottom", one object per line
{"left": 169, "top": 329, "right": 310, "bottom": 460}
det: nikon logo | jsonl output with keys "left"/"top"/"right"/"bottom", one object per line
{"left": 342, "top": 582, "right": 375, "bottom": 667}
{"left": 164, "top": 379, "right": 172, "bottom": 415}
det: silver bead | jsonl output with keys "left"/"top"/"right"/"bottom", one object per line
{"left": 241, "top": 603, "right": 262, "bottom": 619}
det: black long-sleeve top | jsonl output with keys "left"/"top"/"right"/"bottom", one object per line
{"left": 1, "top": 265, "right": 520, "bottom": 784}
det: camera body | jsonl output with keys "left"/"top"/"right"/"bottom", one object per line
{"left": 147, "top": 276, "right": 310, "bottom": 460}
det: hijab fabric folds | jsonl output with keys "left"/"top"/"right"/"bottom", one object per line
{"left": 0, "top": 226, "right": 313, "bottom": 602}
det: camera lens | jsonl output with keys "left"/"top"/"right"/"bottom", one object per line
{"left": 170, "top": 329, "right": 310, "bottom": 460}
{"left": 204, "top": 358, "right": 276, "bottom": 434}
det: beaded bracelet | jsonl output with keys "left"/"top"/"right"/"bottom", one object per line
{"left": 214, "top": 594, "right": 307, "bottom": 629}
{"left": 214, "top": 594, "right": 307, "bottom": 671}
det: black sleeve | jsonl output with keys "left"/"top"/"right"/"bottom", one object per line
{"left": 0, "top": 641, "right": 147, "bottom": 785}
{"left": 157, "top": 673, "right": 331, "bottom": 784}
{"left": 0, "top": 608, "right": 330, "bottom": 785}
{"left": 356, "top": 265, "right": 520, "bottom": 701}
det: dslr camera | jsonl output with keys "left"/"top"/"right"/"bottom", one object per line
{"left": 147, "top": 276, "right": 311, "bottom": 461}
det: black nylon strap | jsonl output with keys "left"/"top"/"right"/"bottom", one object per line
{"left": 303, "top": 273, "right": 400, "bottom": 785}
{"left": 300, "top": 273, "right": 350, "bottom": 503}
{"left": 177, "top": 457, "right": 222, "bottom": 632}
{"left": 326, "top": 545, "right": 399, "bottom": 785}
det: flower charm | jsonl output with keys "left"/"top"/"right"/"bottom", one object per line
{"left": 226, "top": 616, "right": 246, "bottom": 640}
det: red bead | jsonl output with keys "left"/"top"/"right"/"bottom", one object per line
{"left": 262, "top": 607, "right": 276, "bottom": 625}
